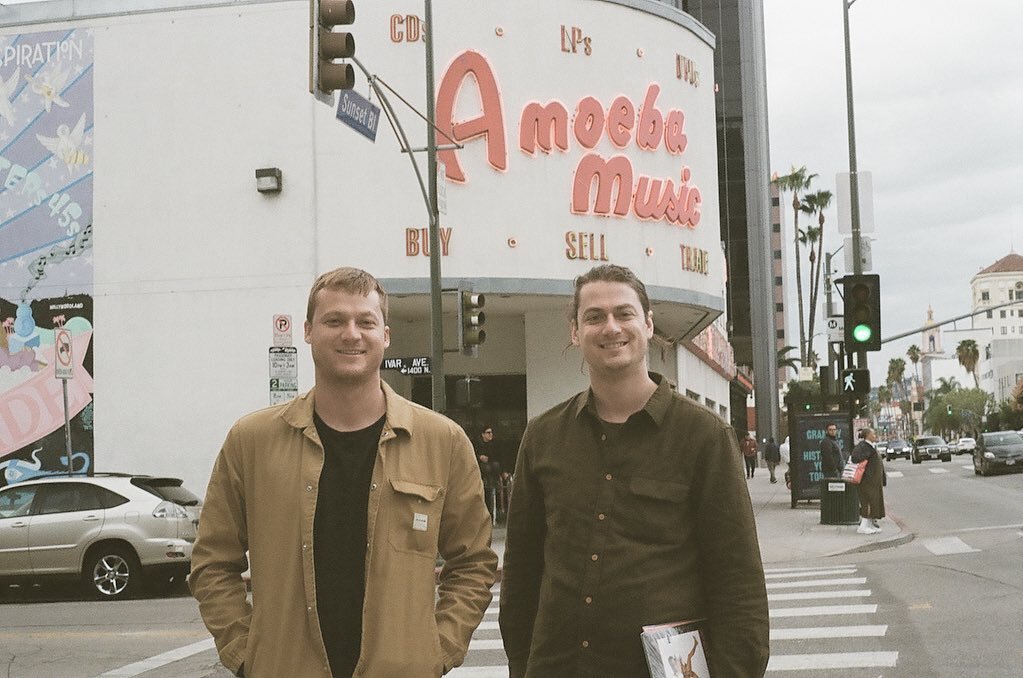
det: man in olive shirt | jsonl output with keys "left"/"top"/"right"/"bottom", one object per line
{"left": 499, "top": 264, "right": 770, "bottom": 677}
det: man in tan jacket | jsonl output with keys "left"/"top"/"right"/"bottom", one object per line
{"left": 191, "top": 267, "right": 497, "bottom": 677}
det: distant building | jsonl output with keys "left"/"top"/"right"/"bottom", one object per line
{"left": 971, "top": 253, "right": 1023, "bottom": 402}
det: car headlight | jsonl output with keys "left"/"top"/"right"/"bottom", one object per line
{"left": 984, "top": 452, "right": 995, "bottom": 459}
{"left": 153, "top": 501, "right": 189, "bottom": 519}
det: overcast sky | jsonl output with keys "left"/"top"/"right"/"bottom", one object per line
{"left": 763, "top": 0, "right": 1023, "bottom": 382}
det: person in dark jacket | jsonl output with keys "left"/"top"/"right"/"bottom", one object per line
{"left": 764, "top": 437, "right": 781, "bottom": 483}
{"left": 850, "top": 427, "right": 885, "bottom": 534}
{"left": 500, "top": 264, "right": 769, "bottom": 678}
{"left": 820, "top": 423, "right": 845, "bottom": 478}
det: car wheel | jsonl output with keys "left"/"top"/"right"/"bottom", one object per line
{"left": 83, "top": 545, "right": 141, "bottom": 600}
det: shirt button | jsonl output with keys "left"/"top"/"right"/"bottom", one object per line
{"left": 307, "top": 606, "right": 313, "bottom": 612}
{"left": 582, "top": 640, "right": 590, "bottom": 648}
{"left": 600, "top": 434, "right": 607, "bottom": 441}
{"left": 371, "top": 483, "right": 378, "bottom": 490}
{"left": 585, "top": 596, "right": 593, "bottom": 604}
{"left": 302, "top": 543, "right": 308, "bottom": 550}
{"left": 305, "top": 484, "right": 313, "bottom": 492}
{"left": 605, "top": 473, "right": 613, "bottom": 481}
{"left": 597, "top": 513, "right": 605, "bottom": 521}
{"left": 591, "top": 553, "right": 598, "bottom": 561}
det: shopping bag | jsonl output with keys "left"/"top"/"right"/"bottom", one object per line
{"left": 842, "top": 459, "right": 867, "bottom": 484}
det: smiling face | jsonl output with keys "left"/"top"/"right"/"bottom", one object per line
{"left": 304, "top": 287, "right": 390, "bottom": 388}
{"left": 571, "top": 280, "right": 654, "bottom": 379}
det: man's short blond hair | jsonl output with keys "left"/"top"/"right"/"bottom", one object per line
{"left": 306, "top": 267, "right": 389, "bottom": 323}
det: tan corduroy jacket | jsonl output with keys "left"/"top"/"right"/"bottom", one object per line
{"left": 190, "top": 382, "right": 497, "bottom": 677}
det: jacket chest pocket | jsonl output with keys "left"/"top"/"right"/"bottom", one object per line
{"left": 624, "top": 477, "right": 687, "bottom": 544}
{"left": 387, "top": 479, "right": 444, "bottom": 559}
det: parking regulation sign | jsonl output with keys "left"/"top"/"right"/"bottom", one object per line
{"left": 55, "top": 328, "right": 74, "bottom": 380}
{"left": 273, "top": 314, "right": 293, "bottom": 347}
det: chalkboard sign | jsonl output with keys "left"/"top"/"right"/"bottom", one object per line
{"left": 788, "top": 413, "right": 851, "bottom": 507}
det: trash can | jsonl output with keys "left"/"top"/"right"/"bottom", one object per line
{"left": 819, "top": 478, "right": 860, "bottom": 525}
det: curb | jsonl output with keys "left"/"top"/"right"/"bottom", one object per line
{"left": 827, "top": 510, "right": 915, "bottom": 557}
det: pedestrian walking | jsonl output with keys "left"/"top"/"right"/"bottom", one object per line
{"left": 850, "top": 427, "right": 886, "bottom": 534}
{"left": 764, "top": 437, "right": 781, "bottom": 483}
{"left": 820, "top": 423, "right": 844, "bottom": 478}
{"left": 190, "top": 267, "right": 497, "bottom": 678}
{"left": 499, "top": 264, "right": 769, "bottom": 677}
{"left": 474, "top": 425, "right": 503, "bottom": 520}
{"left": 741, "top": 431, "right": 759, "bottom": 479}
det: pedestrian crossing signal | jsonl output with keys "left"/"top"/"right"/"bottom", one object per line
{"left": 841, "top": 369, "right": 870, "bottom": 395}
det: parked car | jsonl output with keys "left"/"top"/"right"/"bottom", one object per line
{"left": 974, "top": 431, "right": 1023, "bottom": 476}
{"left": 912, "top": 436, "right": 952, "bottom": 463}
{"left": 0, "top": 474, "right": 201, "bottom": 600}
{"left": 885, "top": 438, "right": 912, "bottom": 461}
{"left": 954, "top": 437, "right": 977, "bottom": 454}
{"left": 876, "top": 440, "right": 889, "bottom": 457}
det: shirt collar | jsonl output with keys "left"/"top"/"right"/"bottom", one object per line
{"left": 573, "top": 372, "right": 673, "bottom": 427}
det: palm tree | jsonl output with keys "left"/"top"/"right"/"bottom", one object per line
{"left": 887, "top": 357, "right": 906, "bottom": 401}
{"left": 933, "top": 376, "right": 960, "bottom": 395}
{"left": 777, "top": 345, "right": 801, "bottom": 376}
{"left": 772, "top": 166, "right": 817, "bottom": 364}
{"left": 906, "top": 344, "right": 921, "bottom": 390}
{"left": 955, "top": 339, "right": 981, "bottom": 389}
{"left": 801, "top": 189, "right": 834, "bottom": 357}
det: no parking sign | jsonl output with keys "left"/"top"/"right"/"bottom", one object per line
{"left": 55, "top": 328, "right": 74, "bottom": 380}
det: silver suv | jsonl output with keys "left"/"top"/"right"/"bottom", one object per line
{"left": 0, "top": 474, "right": 201, "bottom": 600}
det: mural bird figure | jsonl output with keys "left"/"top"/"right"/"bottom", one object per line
{"left": 25, "top": 67, "right": 70, "bottom": 112}
{"left": 36, "top": 112, "right": 89, "bottom": 173}
{"left": 0, "top": 67, "right": 21, "bottom": 126}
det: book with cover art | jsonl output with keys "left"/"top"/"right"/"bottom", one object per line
{"left": 640, "top": 618, "right": 710, "bottom": 678}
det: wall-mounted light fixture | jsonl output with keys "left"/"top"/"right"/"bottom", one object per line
{"left": 255, "top": 167, "right": 282, "bottom": 194}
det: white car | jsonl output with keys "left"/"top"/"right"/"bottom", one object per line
{"left": 955, "top": 437, "right": 976, "bottom": 454}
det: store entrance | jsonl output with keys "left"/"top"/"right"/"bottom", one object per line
{"left": 411, "top": 374, "right": 527, "bottom": 472}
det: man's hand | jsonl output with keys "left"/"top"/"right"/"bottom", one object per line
{"left": 478, "top": 454, "right": 489, "bottom": 463}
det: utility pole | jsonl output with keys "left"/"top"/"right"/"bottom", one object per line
{"left": 842, "top": 0, "right": 866, "bottom": 370}
{"left": 424, "top": 0, "right": 446, "bottom": 412}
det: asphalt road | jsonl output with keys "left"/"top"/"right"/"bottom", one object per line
{"left": 2, "top": 456, "right": 1020, "bottom": 677}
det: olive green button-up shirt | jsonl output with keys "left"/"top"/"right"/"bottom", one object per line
{"left": 499, "top": 374, "right": 770, "bottom": 677}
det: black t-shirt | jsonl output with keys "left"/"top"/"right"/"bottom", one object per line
{"left": 313, "top": 412, "right": 385, "bottom": 678}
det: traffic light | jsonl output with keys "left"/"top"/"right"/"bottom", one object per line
{"left": 842, "top": 274, "right": 881, "bottom": 351}
{"left": 457, "top": 288, "right": 486, "bottom": 356}
{"left": 310, "top": 0, "right": 356, "bottom": 105}
{"left": 946, "top": 404, "right": 953, "bottom": 416}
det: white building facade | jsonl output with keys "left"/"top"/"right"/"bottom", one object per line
{"left": 0, "top": 0, "right": 738, "bottom": 494}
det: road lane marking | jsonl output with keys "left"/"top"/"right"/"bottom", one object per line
{"left": 97, "top": 637, "right": 215, "bottom": 677}
{"left": 770, "top": 604, "right": 877, "bottom": 618}
{"left": 962, "top": 464, "right": 975, "bottom": 470}
{"left": 928, "top": 467, "right": 950, "bottom": 474}
{"left": 771, "top": 624, "right": 887, "bottom": 640}
{"left": 922, "top": 536, "right": 980, "bottom": 555}
{"left": 954, "top": 523, "right": 1023, "bottom": 533}
{"left": 767, "top": 651, "right": 898, "bottom": 670}
{"left": 767, "top": 577, "right": 866, "bottom": 589}
{"left": 769, "top": 589, "right": 871, "bottom": 601}
{"left": 765, "top": 567, "right": 856, "bottom": 579}
{"left": 886, "top": 471, "right": 904, "bottom": 478}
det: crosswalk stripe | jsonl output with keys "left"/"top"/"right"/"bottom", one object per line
{"left": 771, "top": 624, "right": 887, "bottom": 640}
{"left": 764, "top": 564, "right": 857, "bottom": 574}
{"left": 767, "top": 651, "right": 898, "bottom": 670}
{"left": 767, "top": 577, "right": 866, "bottom": 589}
{"left": 770, "top": 604, "right": 876, "bottom": 618}
{"left": 887, "top": 471, "right": 904, "bottom": 478}
{"left": 922, "top": 536, "right": 980, "bottom": 555}
{"left": 476, "top": 621, "right": 500, "bottom": 631}
{"left": 769, "top": 589, "right": 871, "bottom": 601}
{"left": 447, "top": 666, "right": 508, "bottom": 677}
{"left": 962, "top": 464, "right": 975, "bottom": 470}
{"left": 765, "top": 568, "right": 855, "bottom": 580}
{"left": 928, "top": 467, "right": 950, "bottom": 474}
{"left": 468, "top": 638, "right": 505, "bottom": 650}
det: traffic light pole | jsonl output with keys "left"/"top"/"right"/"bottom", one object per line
{"left": 842, "top": 0, "right": 866, "bottom": 370}
{"left": 424, "top": 0, "right": 446, "bottom": 413}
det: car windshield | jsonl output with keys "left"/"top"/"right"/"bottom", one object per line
{"left": 981, "top": 432, "right": 1023, "bottom": 447}
{"left": 132, "top": 477, "right": 202, "bottom": 506}
{"left": 917, "top": 437, "right": 944, "bottom": 445}
{"left": 888, "top": 439, "right": 907, "bottom": 447}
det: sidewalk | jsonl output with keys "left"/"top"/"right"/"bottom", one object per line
{"left": 484, "top": 472, "right": 912, "bottom": 576}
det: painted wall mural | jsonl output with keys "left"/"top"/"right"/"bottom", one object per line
{"left": 0, "top": 29, "right": 94, "bottom": 486}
